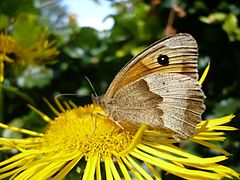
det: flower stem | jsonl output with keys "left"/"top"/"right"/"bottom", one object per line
{"left": 0, "top": 84, "right": 3, "bottom": 161}
{"left": 0, "top": 85, "right": 3, "bottom": 135}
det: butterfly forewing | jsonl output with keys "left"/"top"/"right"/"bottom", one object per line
{"left": 104, "top": 33, "right": 199, "bottom": 99}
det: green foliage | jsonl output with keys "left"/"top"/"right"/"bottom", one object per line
{"left": 16, "top": 66, "right": 53, "bottom": 88}
{"left": 0, "top": 14, "right": 8, "bottom": 29}
{"left": 12, "top": 13, "right": 46, "bottom": 47}
{"left": 0, "top": 0, "right": 240, "bottom": 178}
{"left": 200, "top": 12, "right": 240, "bottom": 41}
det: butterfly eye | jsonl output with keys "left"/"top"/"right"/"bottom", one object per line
{"left": 157, "top": 55, "right": 169, "bottom": 66}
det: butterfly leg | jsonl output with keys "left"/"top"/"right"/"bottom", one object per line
{"left": 95, "top": 111, "right": 124, "bottom": 130}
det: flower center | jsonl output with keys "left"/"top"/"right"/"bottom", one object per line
{"left": 42, "top": 105, "right": 135, "bottom": 158}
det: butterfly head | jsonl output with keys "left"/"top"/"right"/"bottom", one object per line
{"left": 91, "top": 93, "right": 100, "bottom": 104}
{"left": 91, "top": 94, "right": 107, "bottom": 110}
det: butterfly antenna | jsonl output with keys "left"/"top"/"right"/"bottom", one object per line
{"left": 85, "top": 76, "right": 98, "bottom": 97}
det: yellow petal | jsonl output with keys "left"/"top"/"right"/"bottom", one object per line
{"left": 126, "top": 155, "right": 153, "bottom": 179}
{"left": 190, "top": 138, "right": 230, "bottom": 156}
{"left": 82, "top": 156, "right": 98, "bottom": 180}
{"left": 53, "top": 155, "right": 83, "bottom": 180}
{"left": 198, "top": 115, "right": 235, "bottom": 128}
{"left": 131, "top": 149, "right": 224, "bottom": 179}
{"left": 116, "top": 157, "right": 131, "bottom": 180}
{"left": 121, "top": 156, "right": 144, "bottom": 179}
{"left": 96, "top": 157, "right": 102, "bottom": 180}
{"left": 199, "top": 63, "right": 210, "bottom": 85}
{"left": 145, "top": 162, "right": 162, "bottom": 180}
{"left": 109, "top": 156, "right": 121, "bottom": 180}
{"left": 0, "top": 123, "right": 44, "bottom": 136}
{"left": 104, "top": 156, "right": 113, "bottom": 180}
{"left": 137, "top": 144, "right": 227, "bottom": 164}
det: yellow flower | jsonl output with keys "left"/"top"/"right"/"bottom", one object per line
{"left": 0, "top": 97, "right": 239, "bottom": 179}
{"left": 0, "top": 33, "right": 58, "bottom": 83}
{"left": 0, "top": 34, "right": 19, "bottom": 82}
{"left": 0, "top": 64, "right": 239, "bottom": 179}
{"left": 16, "top": 38, "right": 59, "bottom": 66}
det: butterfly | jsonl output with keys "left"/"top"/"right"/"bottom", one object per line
{"left": 93, "top": 33, "right": 205, "bottom": 139}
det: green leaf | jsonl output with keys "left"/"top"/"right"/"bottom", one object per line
{"left": 130, "top": 46, "right": 146, "bottom": 56}
{"left": 135, "top": 2, "right": 150, "bottom": 18}
{"left": 12, "top": 13, "right": 45, "bottom": 48}
{"left": 16, "top": 66, "right": 53, "bottom": 88}
{"left": 0, "top": 84, "right": 34, "bottom": 104}
{"left": 213, "top": 98, "right": 240, "bottom": 116}
{"left": 63, "top": 47, "right": 85, "bottom": 59}
{"left": 0, "top": 14, "right": 8, "bottom": 29}
{"left": 194, "top": 1, "right": 208, "bottom": 11}
{"left": 222, "top": 13, "right": 238, "bottom": 33}
{"left": 199, "top": 12, "right": 226, "bottom": 24}
{"left": 222, "top": 13, "right": 239, "bottom": 41}
{"left": 236, "top": 28, "right": 240, "bottom": 41}
{"left": 71, "top": 27, "right": 99, "bottom": 50}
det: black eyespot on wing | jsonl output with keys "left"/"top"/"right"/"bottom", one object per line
{"left": 157, "top": 55, "right": 169, "bottom": 66}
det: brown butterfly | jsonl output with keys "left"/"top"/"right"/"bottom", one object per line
{"left": 93, "top": 33, "right": 205, "bottom": 139}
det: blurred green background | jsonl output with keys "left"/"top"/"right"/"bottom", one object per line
{"left": 0, "top": 0, "right": 239, "bottom": 178}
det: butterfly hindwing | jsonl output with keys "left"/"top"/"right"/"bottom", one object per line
{"left": 100, "top": 73, "right": 205, "bottom": 139}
